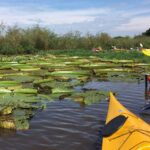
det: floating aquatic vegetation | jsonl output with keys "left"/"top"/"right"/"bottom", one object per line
{"left": 38, "top": 93, "right": 64, "bottom": 101}
{"left": 0, "top": 88, "right": 12, "bottom": 94}
{"left": 0, "top": 116, "right": 15, "bottom": 129}
{"left": 80, "top": 63, "right": 121, "bottom": 69}
{"left": 70, "top": 90, "right": 108, "bottom": 105}
{"left": 47, "top": 70, "right": 91, "bottom": 80}
{"left": 51, "top": 88, "right": 74, "bottom": 94}
{"left": 0, "top": 81, "right": 22, "bottom": 90}
{"left": 33, "top": 78, "right": 53, "bottom": 86}
{"left": 36, "top": 80, "right": 79, "bottom": 94}
{"left": 13, "top": 88, "right": 37, "bottom": 94}
{"left": 135, "top": 63, "right": 150, "bottom": 66}
{"left": 0, "top": 94, "right": 39, "bottom": 109}
{"left": 50, "top": 70, "right": 90, "bottom": 76}
{"left": 93, "top": 68, "right": 133, "bottom": 76}
{"left": 0, "top": 93, "right": 42, "bottom": 130}
{"left": 71, "top": 90, "right": 108, "bottom": 105}
{"left": 48, "top": 67, "right": 78, "bottom": 72}
{"left": 107, "top": 72, "right": 143, "bottom": 83}
{"left": 12, "top": 109, "right": 33, "bottom": 130}
{"left": 0, "top": 54, "right": 149, "bottom": 131}
{"left": 40, "top": 63, "right": 67, "bottom": 70}
{"left": 64, "top": 60, "right": 89, "bottom": 66}
{"left": 11, "top": 64, "right": 40, "bottom": 71}
{"left": 0, "top": 62, "right": 18, "bottom": 70}
{"left": 0, "top": 106, "right": 13, "bottom": 115}
{"left": 40, "top": 80, "right": 82, "bottom": 88}
{"left": 3, "top": 75, "right": 40, "bottom": 83}
{"left": 29, "top": 70, "right": 49, "bottom": 77}
{"left": 111, "top": 59, "right": 135, "bottom": 63}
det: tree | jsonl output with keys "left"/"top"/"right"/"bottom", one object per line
{"left": 142, "top": 28, "right": 150, "bottom": 36}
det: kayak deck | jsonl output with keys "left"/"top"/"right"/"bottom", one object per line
{"left": 102, "top": 92, "right": 150, "bottom": 150}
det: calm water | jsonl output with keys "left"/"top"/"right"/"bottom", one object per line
{"left": 0, "top": 81, "right": 149, "bottom": 150}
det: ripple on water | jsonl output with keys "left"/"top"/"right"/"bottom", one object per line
{"left": 0, "top": 81, "right": 149, "bottom": 150}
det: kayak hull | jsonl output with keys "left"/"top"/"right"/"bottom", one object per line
{"left": 102, "top": 92, "right": 150, "bottom": 150}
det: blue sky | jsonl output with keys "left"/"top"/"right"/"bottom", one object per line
{"left": 0, "top": 0, "right": 150, "bottom": 36}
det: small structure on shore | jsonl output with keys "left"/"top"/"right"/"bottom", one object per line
{"left": 92, "top": 46, "right": 103, "bottom": 52}
{"left": 111, "top": 46, "right": 127, "bottom": 51}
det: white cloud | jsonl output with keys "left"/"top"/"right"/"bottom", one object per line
{"left": 0, "top": 4, "right": 149, "bottom": 36}
{"left": 115, "top": 16, "right": 150, "bottom": 32}
{"left": 0, "top": 6, "right": 110, "bottom": 26}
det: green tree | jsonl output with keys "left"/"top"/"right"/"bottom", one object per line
{"left": 142, "top": 28, "right": 150, "bottom": 36}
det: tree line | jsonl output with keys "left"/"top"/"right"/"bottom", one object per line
{"left": 0, "top": 23, "right": 150, "bottom": 55}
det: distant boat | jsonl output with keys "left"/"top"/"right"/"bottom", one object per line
{"left": 142, "top": 49, "right": 150, "bottom": 56}
{"left": 140, "top": 43, "right": 150, "bottom": 56}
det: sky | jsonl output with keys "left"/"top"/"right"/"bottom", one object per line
{"left": 0, "top": 0, "right": 150, "bottom": 36}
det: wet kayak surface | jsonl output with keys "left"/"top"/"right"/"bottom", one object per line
{"left": 0, "top": 81, "right": 149, "bottom": 150}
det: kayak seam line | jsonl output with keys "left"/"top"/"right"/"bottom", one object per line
{"left": 129, "top": 141, "right": 150, "bottom": 150}
{"left": 108, "top": 129, "right": 150, "bottom": 150}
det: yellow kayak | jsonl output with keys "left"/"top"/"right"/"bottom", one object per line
{"left": 102, "top": 92, "right": 150, "bottom": 150}
{"left": 142, "top": 49, "right": 150, "bottom": 56}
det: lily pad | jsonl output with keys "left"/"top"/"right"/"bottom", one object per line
{"left": 47, "top": 70, "right": 90, "bottom": 80}
{"left": 0, "top": 81, "right": 22, "bottom": 90}
{"left": 3, "top": 75, "right": 40, "bottom": 83}
{"left": 50, "top": 70, "right": 90, "bottom": 76}
{"left": 36, "top": 80, "right": 81, "bottom": 94}
{"left": 52, "top": 88, "right": 73, "bottom": 94}
{"left": 80, "top": 63, "right": 121, "bottom": 69}
{"left": 0, "top": 88, "right": 11, "bottom": 94}
{"left": 94, "top": 68, "right": 132, "bottom": 75}
{"left": 0, "top": 116, "right": 15, "bottom": 129}
{"left": 0, "top": 94, "right": 40, "bottom": 109}
{"left": 11, "top": 64, "right": 40, "bottom": 71}
{"left": 12, "top": 109, "right": 34, "bottom": 130}
{"left": 70, "top": 90, "right": 108, "bottom": 105}
{"left": 13, "top": 88, "right": 37, "bottom": 94}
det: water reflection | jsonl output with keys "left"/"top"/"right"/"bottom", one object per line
{"left": 145, "top": 75, "right": 150, "bottom": 102}
{"left": 141, "top": 75, "right": 150, "bottom": 115}
{"left": 0, "top": 128, "right": 16, "bottom": 137}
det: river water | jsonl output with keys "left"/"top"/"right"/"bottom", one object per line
{"left": 0, "top": 80, "right": 149, "bottom": 150}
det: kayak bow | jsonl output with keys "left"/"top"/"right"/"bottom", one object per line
{"left": 102, "top": 92, "right": 150, "bottom": 150}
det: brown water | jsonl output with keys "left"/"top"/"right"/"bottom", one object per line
{"left": 0, "top": 81, "right": 149, "bottom": 150}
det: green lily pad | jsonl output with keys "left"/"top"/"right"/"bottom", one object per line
{"left": 47, "top": 70, "right": 90, "bottom": 80}
{"left": 94, "top": 68, "right": 132, "bottom": 75}
{"left": 80, "top": 63, "right": 121, "bottom": 69}
{"left": 0, "top": 81, "right": 22, "bottom": 90}
{"left": 36, "top": 80, "right": 82, "bottom": 94}
{"left": 50, "top": 70, "right": 90, "bottom": 76}
{"left": 0, "top": 93, "right": 43, "bottom": 130}
{"left": 39, "top": 93, "right": 70, "bottom": 101}
{"left": 0, "top": 106, "right": 13, "bottom": 115}
{"left": 0, "top": 116, "right": 15, "bottom": 129}
{"left": 52, "top": 88, "right": 73, "bottom": 94}
{"left": 14, "top": 118, "right": 29, "bottom": 130}
{"left": 0, "top": 94, "right": 39, "bottom": 109}
{"left": 71, "top": 90, "right": 108, "bottom": 105}
{"left": 11, "top": 64, "right": 40, "bottom": 71}
{"left": 13, "top": 88, "right": 37, "bottom": 94}
{"left": 3, "top": 75, "right": 40, "bottom": 83}
{"left": 33, "top": 78, "right": 53, "bottom": 86}
{"left": 0, "top": 88, "right": 11, "bottom": 94}
{"left": 111, "top": 59, "right": 134, "bottom": 63}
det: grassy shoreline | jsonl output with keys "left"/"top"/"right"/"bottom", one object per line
{"left": 38, "top": 49, "right": 150, "bottom": 63}
{"left": 0, "top": 49, "right": 149, "bottom": 63}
